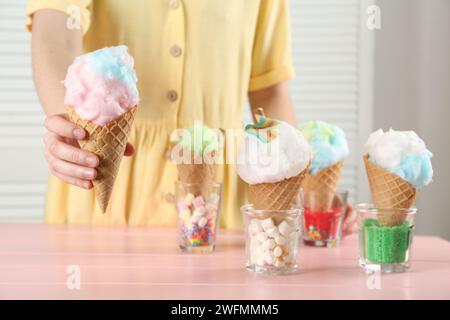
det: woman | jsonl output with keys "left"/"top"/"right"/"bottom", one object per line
{"left": 27, "top": 0, "right": 357, "bottom": 233}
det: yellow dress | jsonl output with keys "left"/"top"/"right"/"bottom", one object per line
{"left": 26, "top": 0, "right": 294, "bottom": 229}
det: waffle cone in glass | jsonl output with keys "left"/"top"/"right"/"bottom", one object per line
{"left": 363, "top": 155, "right": 416, "bottom": 226}
{"left": 249, "top": 166, "right": 309, "bottom": 211}
{"left": 302, "top": 160, "right": 344, "bottom": 211}
{"left": 67, "top": 107, "right": 137, "bottom": 213}
{"left": 176, "top": 152, "right": 217, "bottom": 197}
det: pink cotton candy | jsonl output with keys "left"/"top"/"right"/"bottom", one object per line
{"left": 63, "top": 46, "right": 139, "bottom": 125}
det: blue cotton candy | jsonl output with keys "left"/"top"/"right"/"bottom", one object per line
{"left": 366, "top": 129, "right": 433, "bottom": 188}
{"left": 300, "top": 121, "right": 349, "bottom": 175}
{"left": 391, "top": 152, "right": 434, "bottom": 188}
{"left": 76, "top": 45, "right": 139, "bottom": 99}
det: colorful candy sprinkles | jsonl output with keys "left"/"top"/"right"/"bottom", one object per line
{"left": 177, "top": 192, "right": 220, "bottom": 249}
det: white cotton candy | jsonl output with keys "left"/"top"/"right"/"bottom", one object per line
{"left": 365, "top": 128, "right": 427, "bottom": 169}
{"left": 237, "top": 120, "right": 311, "bottom": 184}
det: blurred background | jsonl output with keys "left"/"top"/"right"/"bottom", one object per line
{"left": 0, "top": 0, "right": 449, "bottom": 239}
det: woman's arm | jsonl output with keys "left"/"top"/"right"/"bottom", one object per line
{"left": 32, "top": 10, "right": 96, "bottom": 189}
{"left": 32, "top": 9, "right": 83, "bottom": 115}
{"left": 248, "top": 81, "right": 297, "bottom": 126}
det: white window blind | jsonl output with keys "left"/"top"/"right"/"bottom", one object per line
{"left": 0, "top": 0, "right": 373, "bottom": 222}
{"left": 289, "top": 0, "right": 374, "bottom": 203}
{"left": 0, "top": 0, "right": 47, "bottom": 222}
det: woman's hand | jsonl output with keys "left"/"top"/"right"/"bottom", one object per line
{"left": 43, "top": 113, "right": 135, "bottom": 189}
{"left": 342, "top": 203, "right": 358, "bottom": 236}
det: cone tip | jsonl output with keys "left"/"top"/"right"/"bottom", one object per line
{"left": 98, "top": 201, "right": 108, "bottom": 213}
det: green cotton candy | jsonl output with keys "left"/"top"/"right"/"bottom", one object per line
{"left": 299, "top": 120, "right": 349, "bottom": 175}
{"left": 301, "top": 120, "right": 336, "bottom": 141}
{"left": 178, "top": 123, "right": 220, "bottom": 156}
{"left": 362, "top": 219, "right": 411, "bottom": 264}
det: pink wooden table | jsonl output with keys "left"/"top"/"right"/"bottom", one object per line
{"left": 0, "top": 223, "right": 449, "bottom": 299}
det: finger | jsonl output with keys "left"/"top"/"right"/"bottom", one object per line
{"left": 48, "top": 139, "right": 99, "bottom": 168}
{"left": 49, "top": 156, "right": 97, "bottom": 181}
{"left": 50, "top": 169, "right": 93, "bottom": 190}
{"left": 342, "top": 223, "right": 358, "bottom": 236}
{"left": 344, "top": 204, "right": 357, "bottom": 225}
{"left": 44, "top": 114, "right": 86, "bottom": 140}
{"left": 124, "top": 142, "right": 135, "bottom": 157}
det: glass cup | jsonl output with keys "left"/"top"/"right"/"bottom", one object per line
{"left": 357, "top": 204, "right": 417, "bottom": 273}
{"left": 174, "top": 181, "right": 222, "bottom": 254}
{"left": 300, "top": 190, "right": 348, "bottom": 247}
{"left": 242, "top": 204, "right": 302, "bottom": 275}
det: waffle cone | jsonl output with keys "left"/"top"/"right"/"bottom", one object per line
{"left": 67, "top": 107, "right": 137, "bottom": 213}
{"left": 177, "top": 162, "right": 217, "bottom": 197}
{"left": 249, "top": 167, "right": 309, "bottom": 211}
{"left": 302, "top": 160, "right": 344, "bottom": 211}
{"left": 363, "top": 155, "right": 416, "bottom": 226}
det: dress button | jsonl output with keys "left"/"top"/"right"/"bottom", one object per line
{"left": 170, "top": 45, "right": 182, "bottom": 58}
{"left": 169, "top": 0, "right": 180, "bottom": 10}
{"left": 167, "top": 90, "right": 178, "bottom": 102}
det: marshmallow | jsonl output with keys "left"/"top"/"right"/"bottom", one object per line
{"left": 256, "top": 257, "right": 266, "bottom": 266}
{"left": 263, "top": 239, "right": 276, "bottom": 250}
{"left": 191, "top": 214, "right": 201, "bottom": 223}
{"left": 248, "top": 218, "right": 299, "bottom": 269}
{"left": 183, "top": 193, "right": 195, "bottom": 205}
{"left": 208, "top": 193, "right": 220, "bottom": 205}
{"left": 198, "top": 217, "right": 208, "bottom": 228}
{"left": 278, "top": 220, "right": 292, "bottom": 237}
{"left": 206, "top": 203, "right": 218, "bottom": 213}
{"left": 256, "top": 244, "right": 265, "bottom": 256}
{"left": 274, "top": 259, "right": 285, "bottom": 268}
{"left": 206, "top": 211, "right": 217, "bottom": 221}
{"left": 273, "top": 246, "right": 283, "bottom": 258}
{"left": 193, "top": 207, "right": 206, "bottom": 216}
{"left": 184, "top": 220, "right": 193, "bottom": 229}
{"left": 179, "top": 209, "right": 191, "bottom": 220}
{"left": 176, "top": 202, "right": 188, "bottom": 212}
{"left": 250, "top": 218, "right": 261, "bottom": 227}
{"left": 264, "top": 251, "right": 276, "bottom": 265}
{"left": 265, "top": 227, "right": 280, "bottom": 238}
{"left": 192, "top": 196, "right": 205, "bottom": 208}
{"left": 248, "top": 221, "right": 262, "bottom": 235}
{"left": 256, "top": 232, "right": 268, "bottom": 243}
{"left": 261, "top": 218, "right": 275, "bottom": 231}
{"left": 275, "top": 235, "right": 287, "bottom": 246}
